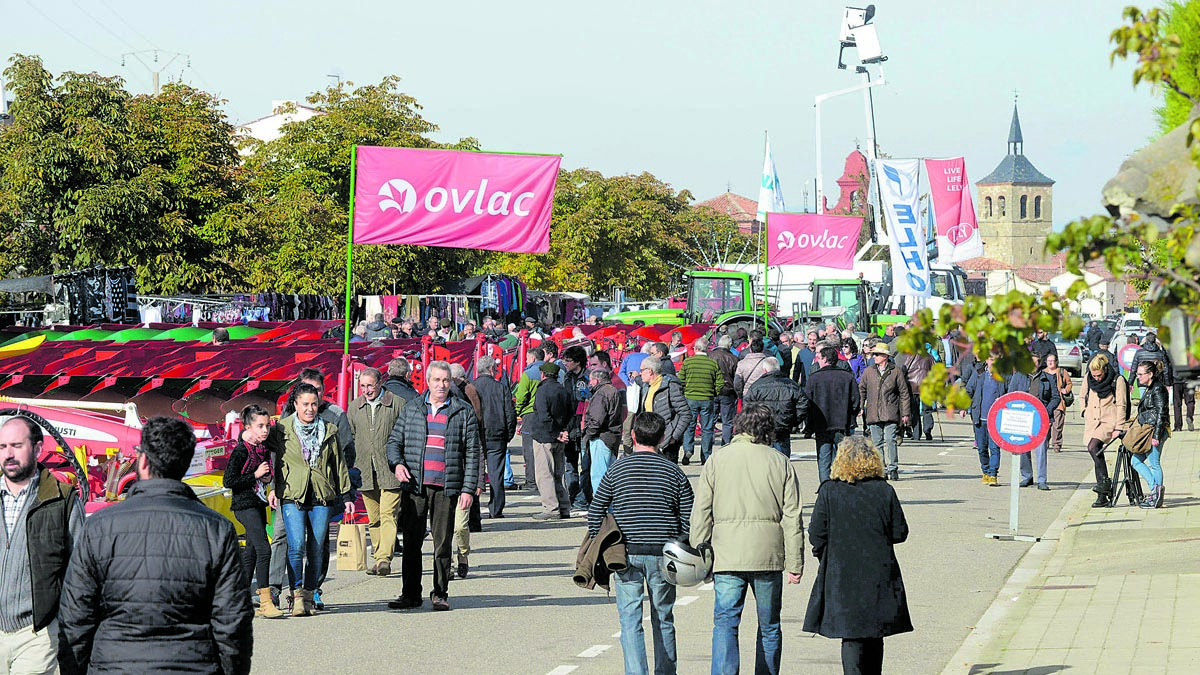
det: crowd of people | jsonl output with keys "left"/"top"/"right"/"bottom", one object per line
{"left": 1, "top": 313, "right": 1189, "bottom": 675}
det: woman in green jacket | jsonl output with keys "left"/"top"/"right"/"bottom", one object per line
{"left": 268, "top": 382, "right": 354, "bottom": 616}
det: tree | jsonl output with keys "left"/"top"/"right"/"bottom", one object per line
{"left": 1155, "top": 1, "right": 1200, "bottom": 134}
{"left": 238, "top": 77, "right": 491, "bottom": 294}
{"left": 0, "top": 55, "right": 245, "bottom": 293}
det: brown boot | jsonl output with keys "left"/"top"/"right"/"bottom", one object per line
{"left": 292, "top": 589, "right": 310, "bottom": 617}
{"left": 302, "top": 589, "right": 318, "bottom": 614}
{"left": 257, "top": 588, "right": 283, "bottom": 619}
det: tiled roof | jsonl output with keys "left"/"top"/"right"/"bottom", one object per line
{"left": 955, "top": 256, "right": 1015, "bottom": 271}
{"left": 1015, "top": 265, "right": 1063, "bottom": 284}
{"left": 977, "top": 154, "right": 1055, "bottom": 185}
{"left": 695, "top": 192, "right": 758, "bottom": 223}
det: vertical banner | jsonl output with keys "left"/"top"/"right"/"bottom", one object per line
{"left": 925, "top": 157, "right": 984, "bottom": 262}
{"left": 766, "top": 213, "right": 862, "bottom": 269}
{"left": 875, "top": 159, "right": 931, "bottom": 298}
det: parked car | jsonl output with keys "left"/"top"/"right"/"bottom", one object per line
{"left": 1047, "top": 332, "right": 1083, "bottom": 377}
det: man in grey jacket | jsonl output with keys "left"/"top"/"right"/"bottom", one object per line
{"left": 636, "top": 357, "right": 691, "bottom": 463}
{"left": 583, "top": 368, "right": 624, "bottom": 499}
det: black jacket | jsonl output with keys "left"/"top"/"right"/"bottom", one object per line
{"left": 708, "top": 348, "right": 739, "bottom": 397}
{"left": 473, "top": 374, "right": 517, "bottom": 443}
{"left": 1030, "top": 337, "right": 1059, "bottom": 364}
{"left": 58, "top": 480, "right": 252, "bottom": 675}
{"left": 744, "top": 371, "right": 809, "bottom": 432}
{"left": 1137, "top": 380, "right": 1171, "bottom": 443}
{"left": 222, "top": 439, "right": 270, "bottom": 512}
{"left": 526, "top": 378, "right": 575, "bottom": 444}
{"left": 1131, "top": 342, "right": 1174, "bottom": 386}
{"left": 803, "top": 477, "right": 912, "bottom": 639}
{"left": 806, "top": 365, "right": 861, "bottom": 433}
{"left": 385, "top": 395, "right": 481, "bottom": 494}
{"left": 383, "top": 377, "right": 420, "bottom": 402}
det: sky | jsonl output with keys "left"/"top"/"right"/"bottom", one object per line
{"left": 5, "top": 0, "right": 1161, "bottom": 230}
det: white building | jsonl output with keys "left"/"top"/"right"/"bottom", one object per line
{"left": 237, "top": 100, "right": 325, "bottom": 152}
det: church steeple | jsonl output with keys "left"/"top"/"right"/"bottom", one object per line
{"left": 1008, "top": 103, "right": 1023, "bottom": 156}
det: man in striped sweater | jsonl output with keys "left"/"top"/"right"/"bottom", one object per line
{"left": 678, "top": 339, "right": 725, "bottom": 466}
{"left": 587, "top": 412, "right": 694, "bottom": 675}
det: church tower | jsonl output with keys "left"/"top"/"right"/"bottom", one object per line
{"left": 975, "top": 103, "right": 1054, "bottom": 266}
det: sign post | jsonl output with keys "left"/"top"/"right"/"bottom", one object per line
{"left": 985, "top": 391, "right": 1049, "bottom": 542}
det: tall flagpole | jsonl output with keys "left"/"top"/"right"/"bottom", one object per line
{"left": 761, "top": 131, "right": 768, "bottom": 331}
{"left": 343, "top": 146, "right": 358, "bottom": 355}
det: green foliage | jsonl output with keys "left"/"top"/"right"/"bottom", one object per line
{"left": 0, "top": 55, "right": 245, "bottom": 293}
{"left": 1155, "top": 1, "right": 1200, "bottom": 134}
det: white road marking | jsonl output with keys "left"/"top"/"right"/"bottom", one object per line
{"left": 938, "top": 451, "right": 949, "bottom": 456}
{"left": 521, "top": 495, "right": 540, "bottom": 501}
{"left": 612, "top": 630, "right": 622, "bottom": 638}
{"left": 546, "top": 667, "right": 578, "bottom": 675}
{"left": 675, "top": 595, "right": 699, "bottom": 606}
{"left": 698, "top": 582, "right": 714, "bottom": 591}
{"left": 577, "top": 645, "right": 612, "bottom": 658}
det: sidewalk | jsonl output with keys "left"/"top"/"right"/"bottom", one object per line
{"left": 943, "top": 427, "right": 1200, "bottom": 674}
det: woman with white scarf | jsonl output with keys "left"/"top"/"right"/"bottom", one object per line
{"left": 269, "top": 382, "right": 354, "bottom": 616}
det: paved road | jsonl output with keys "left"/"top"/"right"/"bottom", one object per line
{"left": 252, "top": 407, "right": 1097, "bottom": 674}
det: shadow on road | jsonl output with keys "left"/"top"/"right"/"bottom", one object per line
{"left": 968, "top": 665, "right": 1070, "bottom": 675}
{"left": 316, "top": 593, "right": 615, "bottom": 614}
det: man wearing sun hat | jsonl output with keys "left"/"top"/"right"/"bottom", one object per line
{"left": 858, "top": 342, "right": 911, "bottom": 481}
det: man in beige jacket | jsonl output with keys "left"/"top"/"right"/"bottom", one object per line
{"left": 346, "top": 367, "right": 404, "bottom": 576}
{"left": 691, "top": 403, "right": 805, "bottom": 675}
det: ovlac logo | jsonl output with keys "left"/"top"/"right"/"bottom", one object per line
{"left": 776, "top": 229, "right": 851, "bottom": 251}
{"left": 376, "top": 178, "right": 538, "bottom": 218}
{"left": 378, "top": 179, "right": 418, "bottom": 213}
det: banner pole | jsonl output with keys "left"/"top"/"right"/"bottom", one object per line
{"left": 762, "top": 213, "right": 768, "bottom": 330}
{"left": 343, "top": 145, "right": 358, "bottom": 356}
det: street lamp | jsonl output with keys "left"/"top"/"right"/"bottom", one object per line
{"left": 816, "top": 5, "right": 888, "bottom": 227}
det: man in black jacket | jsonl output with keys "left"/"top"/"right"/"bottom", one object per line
{"left": 385, "top": 361, "right": 481, "bottom": 612}
{"left": 1029, "top": 329, "right": 1058, "bottom": 364}
{"left": 58, "top": 417, "right": 252, "bottom": 675}
{"left": 383, "top": 358, "right": 420, "bottom": 402}
{"left": 709, "top": 335, "right": 740, "bottom": 445}
{"left": 526, "top": 363, "right": 575, "bottom": 520}
{"left": 473, "top": 356, "right": 517, "bottom": 519}
{"left": 743, "top": 358, "right": 809, "bottom": 458}
{"left": 806, "top": 346, "right": 862, "bottom": 483}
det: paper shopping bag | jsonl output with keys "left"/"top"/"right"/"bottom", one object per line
{"left": 336, "top": 523, "right": 367, "bottom": 571}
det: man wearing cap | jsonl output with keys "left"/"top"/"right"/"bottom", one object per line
{"left": 437, "top": 318, "right": 458, "bottom": 342}
{"left": 525, "top": 362, "right": 574, "bottom": 519}
{"left": 523, "top": 316, "right": 544, "bottom": 340}
{"left": 859, "top": 342, "right": 911, "bottom": 481}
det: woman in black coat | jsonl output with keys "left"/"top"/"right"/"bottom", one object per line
{"left": 221, "top": 404, "right": 282, "bottom": 618}
{"left": 803, "top": 434, "right": 912, "bottom": 675}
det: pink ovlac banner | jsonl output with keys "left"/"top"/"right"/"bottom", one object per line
{"left": 766, "top": 212, "right": 862, "bottom": 269}
{"left": 924, "top": 157, "right": 984, "bottom": 262}
{"left": 352, "top": 147, "right": 561, "bottom": 252}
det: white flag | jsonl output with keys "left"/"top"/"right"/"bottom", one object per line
{"left": 875, "top": 158, "right": 932, "bottom": 298}
{"left": 757, "top": 139, "right": 785, "bottom": 222}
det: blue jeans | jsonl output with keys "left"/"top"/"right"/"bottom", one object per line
{"left": 614, "top": 554, "right": 677, "bottom": 675}
{"left": 714, "top": 394, "right": 737, "bottom": 446}
{"left": 589, "top": 439, "right": 615, "bottom": 494}
{"left": 1020, "top": 438, "right": 1048, "bottom": 484}
{"left": 973, "top": 423, "right": 1001, "bottom": 477}
{"left": 814, "top": 431, "right": 845, "bottom": 484}
{"left": 281, "top": 503, "right": 332, "bottom": 591}
{"left": 684, "top": 399, "right": 716, "bottom": 462}
{"left": 1130, "top": 443, "right": 1164, "bottom": 489}
{"left": 712, "top": 571, "right": 783, "bottom": 675}
{"left": 771, "top": 428, "right": 791, "bottom": 458}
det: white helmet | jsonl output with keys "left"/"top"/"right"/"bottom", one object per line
{"left": 661, "top": 539, "right": 713, "bottom": 587}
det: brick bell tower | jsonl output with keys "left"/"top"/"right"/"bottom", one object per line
{"left": 975, "top": 101, "right": 1054, "bottom": 266}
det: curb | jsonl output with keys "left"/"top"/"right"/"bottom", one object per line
{"left": 938, "top": 463, "right": 1096, "bottom": 675}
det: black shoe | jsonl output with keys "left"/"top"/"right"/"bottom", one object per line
{"left": 430, "top": 594, "right": 450, "bottom": 611}
{"left": 1019, "top": 479, "right": 1033, "bottom": 488}
{"left": 681, "top": 456, "right": 691, "bottom": 466}
{"left": 457, "top": 554, "right": 469, "bottom": 580}
{"left": 924, "top": 430, "right": 933, "bottom": 441}
{"left": 1188, "top": 420, "right": 1195, "bottom": 432}
{"left": 887, "top": 469, "right": 899, "bottom": 481}
{"left": 1037, "top": 483, "right": 1050, "bottom": 491}
{"left": 387, "top": 596, "right": 423, "bottom": 610}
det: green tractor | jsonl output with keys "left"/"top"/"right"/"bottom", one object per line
{"left": 606, "top": 270, "right": 782, "bottom": 334}
{"left": 805, "top": 278, "right": 908, "bottom": 336}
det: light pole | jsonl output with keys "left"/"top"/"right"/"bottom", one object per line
{"left": 814, "top": 5, "right": 888, "bottom": 220}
